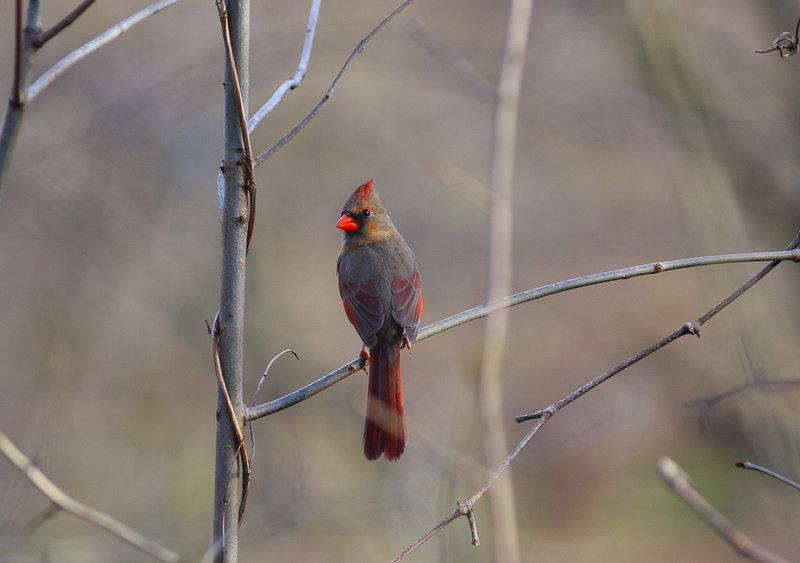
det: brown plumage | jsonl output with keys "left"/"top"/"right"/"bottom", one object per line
{"left": 336, "top": 179, "right": 422, "bottom": 460}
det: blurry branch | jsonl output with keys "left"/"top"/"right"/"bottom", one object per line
{"left": 247, "top": 242, "right": 800, "bottom": 422}
{"left": 658, "top": 457, "right": 791, "bottom": 563}
{"left": 0, "top": 428, "right": 183, "bottom": 563}
{"left": 405, "top": 22, "right": 495, "bottom": 104}
{"left": 254, "top": 0, "right": 417, "bottom": 166}
{"left": 395, "top": 233, "right": 800, "bottom": 560}
{"left": 684, "top": 377, "right": 800, "bottom": 429}
{"left": 27, "top": 0, "right": 186, "bottom": 102}
{"left": 735, "top": 459, "right": 800, "bottom": 492}
{"left": 33, "top": 0, "right": 98, "bottom": 47}
{"left": 0, "top": 0, "right": 185, "bottom": 188}
{"left": 0, "top": 0, "right": 43, "bottom": 187}
{"left": 247, "top": 0, "right": 321, "bottom": 133}
{"left": 755, "top": 17, "right": 800, "bottom": 58}
{"left": 477, "top": 0, "right": 534, "bottom": 559}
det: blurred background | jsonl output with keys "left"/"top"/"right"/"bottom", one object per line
{"left": 1, "top": 0, "right": 800, "bottom": 561}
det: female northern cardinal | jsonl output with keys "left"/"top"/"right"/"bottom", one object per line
{"left": 336, "top": 179, "right": 422, "bottom": 460}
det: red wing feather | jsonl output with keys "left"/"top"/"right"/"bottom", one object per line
{"left": 339, "top": 279, "right": 384, "bottom": 348}
{"left": 391, "top": 268, "right": 422, "bottom": 342}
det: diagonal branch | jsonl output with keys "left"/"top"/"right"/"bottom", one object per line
{"left": 247, "top": 0, "right": 321, "bottom": 133}
{"left": 659, "top": 457, "right": 791, "bottom": 563}
{"left": 34, "top": 0, "right": 98, "bottom": 47}
{"left": 254, "top": 0, "right": 417, "bottom": 166}
{"left": 393, "top": 232, "right": 800, "bottom": 559}
{"left": 0, "top": 428, "right": 183, "bottom": 563}
{"left": 27, "top": 0, "right": 187, "bottom": 102}
{"left": 246, "top": 244, "right": 800, "bottom": 422}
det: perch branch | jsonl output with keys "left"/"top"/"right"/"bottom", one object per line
{"left": 0, "top": 428, "right": 182, "bottom": 562}
{"left": 246, "top": 244, "right": 800, "bottom": 422}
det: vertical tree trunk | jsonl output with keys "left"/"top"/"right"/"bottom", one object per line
{"left": 213, "top": 1, "right": 250, "bottom": 561}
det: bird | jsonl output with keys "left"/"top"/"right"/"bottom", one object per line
{"left": 336, "top": 179, "right": 422, "bottom": 460}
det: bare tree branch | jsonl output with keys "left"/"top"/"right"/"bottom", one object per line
{"left": 34, "top": 0, "right": 98, "bottom": 47}
{"left": 393, "top": 232, "right": 800, "bottom": 558}
{"left": 658, "top": 457, "right": 791, "bottom": 563}
{"left": 253, "top": 0, "right": 417, "bottom": 167}
{"left": 247, "top": 0, "right": 321, "bottom": 133}
{"left": 735, "top": 459, "right": 800, "bottom": 492}
{"left": 0, "top": 428, "right": 183, "bottom": 563}
{"left": 0, "top": 0, "right": 44, "bottom": 187}
{"left": 246, "top": 245, "right": 800, "bottom": 422}
{"left": 27, "top": 0, "right": 186, "bottom": 102}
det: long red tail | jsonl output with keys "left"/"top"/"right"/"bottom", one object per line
{"left": 363, "top": 341, "right": 405, "bottom": 460}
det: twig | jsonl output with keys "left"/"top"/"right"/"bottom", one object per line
{"left": 248, "top": 349, "right": 299, "bottom": 464}
{"left": 755, "top": 17, "right": 800, "bottom": 58}
{"left": 247, "top": 244, "right": 800, "bottom": 422}
{"left": 254, "top": 0, "right": 417, "bottom": 166}
{"left": 658, "top": 457, "right": 791, "bottom": 563}
{"left": 27, "top": 0, "right": 186, "bottom": 102}
{"left": 0, "top": 428, "right": 183, "bottom": 562}
{"left": 12, "top": 0, "right": 23, "bottom": 106}
{"left": 34, "top": 0, "right": 98, "bottom": 47}
{"left": 395, "top": 232, "right": 800, "bottom": 558}
{"left": 248, "top": 0, "right": 321, "bottom": 133}
{"left": 735, "top": 460, "right": 800, "bottom": 492}
{"left": 215, "top": 0, "right": 257, "bottom": 251}
{"left": 211, "top": 312, "right": 250, "bottom": 525}
{"left": 684, "top": 378, "right": 800, "bottom": 429}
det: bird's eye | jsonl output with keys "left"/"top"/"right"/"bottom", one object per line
{"left": 362, "top": 209, "right": 371, "bottom": 217}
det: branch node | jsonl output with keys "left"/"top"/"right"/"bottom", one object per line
{"left": 684, "top": 321, "right": 701, "bottom": 337}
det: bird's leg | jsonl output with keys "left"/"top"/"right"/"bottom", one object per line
{"left": 359, "top": 345, "right": 370, "bottom": 373}
{"left": 402, "top": 332, "right": 412, "bottom": 352}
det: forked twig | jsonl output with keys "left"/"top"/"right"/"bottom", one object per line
{"left": 254, "top": 0, "right": 417, "bottom": 166}
{"left": 393, "top": 233, "right": 800, "bottom": 559}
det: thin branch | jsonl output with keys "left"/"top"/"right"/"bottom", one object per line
{"left": 27, "top": 0, "right": 186, "bottom": 102}
{"left": 0, "top": 0, "right": 44, "bottom": 187}
{"left": 248, "top": 349, "right": 299, "bottom": 464}
{"left": 12, "top": 0, "right": 23, "bottom": 106}
{"left": 215, "top": 0, "right": 257, "bottom": 251}
{"left": 253, "top": 0, "right": 417, "bottom": 166}
{"left": 247, "top": 0, "right": 321, "bottom": 133}
{"left": 0, "top": 428, "right": 183, "bottom": 563}
{"left": 735, "top": 460, "right": 800, "bottom": 492}
{"left": 395, "top": 232, "right": 800, "bottom": 558}
{"left": 684, "top": 378, "right": 800, "bottom": 429}
{"left": 246, "top": 245, "right": 800, "bottom": 422}
{"left": 211, "top": 312, "right": 250, "bottom": 527}
{"left": 658, "top": 457, "right": 791, "bottom": 563}
{"left": 34, "top": 0, "right": 98, "bottom": 47}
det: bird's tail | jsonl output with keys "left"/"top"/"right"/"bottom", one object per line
{"left": 363, "top": 341, "right": 405, "bottom": 460}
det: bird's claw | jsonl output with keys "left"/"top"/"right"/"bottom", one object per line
{"left": 402, "top": 333, "right": 412, "bottom": 351}
{"left": 359, "top": 345, "right": 370, "bottom": 373}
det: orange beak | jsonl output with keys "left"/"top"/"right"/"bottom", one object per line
{"left": 336, "top": 213, "right": 359, "bottom": 232}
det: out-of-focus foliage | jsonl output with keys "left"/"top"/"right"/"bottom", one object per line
{"left": 1, "top": 0, "right": 799, "bottom": 561}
